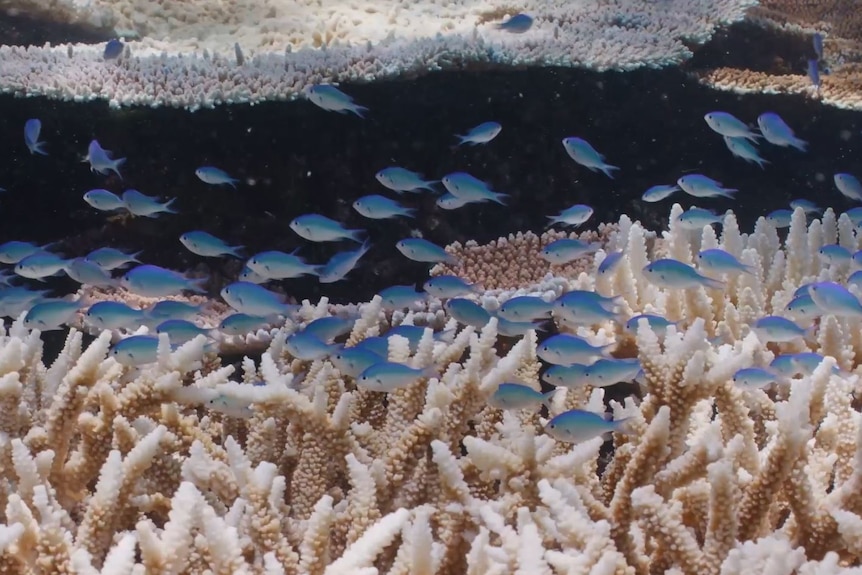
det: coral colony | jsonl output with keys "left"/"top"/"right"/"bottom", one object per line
{"left": 0, "top": 0, "right": 861, "bottom": 573}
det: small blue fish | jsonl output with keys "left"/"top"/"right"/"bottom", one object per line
{"left": 84, "top": 189, "right": 125, "bottom": 211}
{"left": 85, "top": 301, "right": 145, "bottom": 330}
{"left": 375, "top": 167, "right": 437, "bottom": 193}
{"left": 285, "top": 331, "right": 336, "bottom": 360}
{"left": 318, "top": 240, "right": 372, "bottom": 283}
{"left": 489, "top": 383, "right": 554, "bottom": 411}
{"left": 121, "top": 265, "right": 205, "bottom": 298}
{"left": 813, "top": 32, "right": 823, "bottom": 60}
{"left": 818, "top": 244, "right": 852, "bottom": 264}
{"left": 357, "top": 362, "right": 435, "bottom": 392}
{"left": 238, "top": 266, "right": 268, "bottom": 284}
{"left": 0, "top": 287, "right": 48, "bottom": 318}
{"left": 789, "top": 199, "right": 820, "bottom": 214}
{"left": 103, "top": 39, "right": 124, "bottom": 60}
{"left": 219, "top": 313, "right": 271, "bottom": 336}
{"left": 180, "top": 231, "right": 243, "bottom": 258}
{"left": 195, "top": 167, "right": 239, "bottom": 188}
{"left": 540, "top": 239, "right": 601, "bottom": 264}
{"left": 379, "top": 285, "right": 426, "bottom": 310}
{"left": 445, "top": 298, "right": 491, "bottom": 328}
{"left": 537, "top": 334, "right": 612, "bottom": 365}
{"left": 122, "top": 189, "right": 177, "bottom": 217}
{"left": 110, "top": 335, "right": 161, "bottom": 366}
{"left": 541, "top": 364, "right": 589, "bottom": 389}
{"left": 834, "top": 174, "right": 862, "bottom": 202}
{"left": 303, "top": 316, "right": 354, "bottom": 342}
{"left": 704, "top": 111, "right": 760, "bottom": 141}
{"left": 598, "top": 251, "right": 625, "bottom": 276}
{"left": 553, "top": 293, "right": 620, "bottom": 326}
{"left": 582, "top": 358, "right": 642, "bottom": 387}
{"left": 846, "top": 207, "right": 862, "bottom": 225}
{"left": 752, "top": 316, "right": 811, "bottom": 343}
{"left": 545, "top": 409, "right": 630, "bottom": 443}
{"left": 766, "top": 209, "right": 793, "bottom": 228}
{"left": 785, "top": 294, "right": 819, "bottom": 320}
{"left": 723, "top": 136, "right": 769, "bottom": 169}
{"left": 641, "top": 184, "right": 680, "bottom": 203}
{"left": 85, "top": 140, "right": 125, "bottom": 178}
{"left": 642, "top": 259, "right": 724, "bottom": 290}
{"left": 329, "top": 347, "right": 383, "bottom": 378}
{"left": 455, "top": 121, "right": 502, "bottom": 146}
{"left": 546, "top": 204, "right": 593, "bottom": 228}
{"left": 23, "top": 300, "right": 81, "bottom": 331}
{"left": 497, "top": 296, "right": 553, "bottom": 322}
{"left": 247, "top": 250, "right": 319, "bottom": 280}
{"left": 24, "top": 119, "right": 47, "bottom": 156}
{"left": 436, "top": 193, "right": 469, "bottom": 210}
{"left": 396, "top": 238, "right": 457, "bottom": 264}
{"left": 146, "top": 300, "right": 203, "bottom": 322}
{"left": 848, "top": 270, "right": 862, "bottom": 288}
{"left": 557, "top": 290, "right": 620, "bottom": 310}
{"left": 494, "top": 13, "right": 533, "bottom": 33}
{"left": 561, "top": 137, "right": 619, "bottom": 178}
{"left": 289, "top": 214, "right": 364, "bottom": 243}
{"left": 352, "top": 195, "right": 416, "bottom": 219}
{"left": 220, "top": 282, "right": 293, "bottom": 316}
{"left": 697, "top": 249, "right": 755, "bottom": 275}
{"left": 677, "top": 208, "right": 723, "bottom": 230}
{"left": 423, "top": 275, "right": 480, "bottom": 298}
{"left": 15, "top": 252, "right": 68, "bottom": 280}
{"left": 206, "top": 394, "right": 253, "bottom": 419}
{"left": 677, "top": 175, "right": 737, "bottom": 199}
{"left": 852, "top": 250, "right": 862, "bottom": 269}
{"left": 785, "top": 352, "right": 839, "bottom": 376}
{"left": 305, "top": 84, "right": 368, "bottom": 117}
{"left": 808, "top": 59, "right": 821, "bottom": 92}
{"left": 733, "top": 367, "right": 784, "bottom": 389}
{"left": 757, "top": 113, "right": 807, "bottom": 152}
{"left": 85, "top": 247, "right": 141, "bottom": 270}
{"left": 441, "top": 172, "right": 509, "bottom": 206}
{"left": 624, "top": 314, "right": 676, "bottom": 336}
{"left": 65, "top": 258, "right": 118, "bottom": 288}
{"left": 156, "top": 319, "right": 211, "bottom": 344}
{"left": 808, "top": 282, "right": 862, "bottom": 317}
{"left": 0, "top": 241, "right": 46, "bottom": 264}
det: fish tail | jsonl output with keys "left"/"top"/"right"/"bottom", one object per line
{"left": 791, "top": 137, "right": 808, "bottom": 152}
{"left": 164, "top": 198, "right": 179, "bottom": 214}
{"left": 350, "top": 105, "right": 369, "bottom": 118}
{"left": 492, "top": 192, "right": 510, "bottom": 205}
{"left": 402, "top": 207, "right": 418, "bottom": 218}
{"left": 420, "top": 180, "right": 440, "bottom": 192}
{"left": 112, "top": 157, "right": 127, "bottom": 179}
{"left": 188, "top": 277, "right": 208, "bottom": 294}
{"left": 601, "top": 164, "right": 620, "bottom": 179}
{"left": 32, "top": 141, "right": 48, "bottom": 156}
{"left": 348, "top": 229, "right": 366, "bottom": 243}
{"left": 229, "top": 245, "right": 245, "bottom": 258}
{"left": 701, "top": 275, "right": 725, "bottom": 290}
{"left": 719, "top": 188, "right": 738, "bottom": 198}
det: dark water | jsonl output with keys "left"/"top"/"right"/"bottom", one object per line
{"left": 0, "top": 22, "right": 859, "bottom": 308}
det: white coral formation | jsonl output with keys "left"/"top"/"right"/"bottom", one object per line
{"left": 0, "top": 0, "right": 755, "bottom": 108}
{"left": 0, "top": 204, "right": 861, "bottom": 573}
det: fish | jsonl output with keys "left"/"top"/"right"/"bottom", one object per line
{"left": 396, "top": 238, "right": 457, "bottom": 264}
{"left": 122, "top": 189, "right": 177, "bottom": 217}
{"left": 305, "top": 84, "right": 368, "bottom": 117}
{"left": 539, "top": 239, "right": 601, "bottom": 264}
{"left": 379, "top": 285, "right": 426, "bottom": 310}
{"left": 785, "top": 294, "right": 819, "bottom": 320}
{"left": 546, "top": 204, "right": 593, "bottom": 228}
{"left": 597, "top": 251, "right": 625, "bottom": 276}
{"left": 318, "top": 240, "right": 372, "bottom": 283}
{"left": 23, "top": 300, "right": 81, "bottom": 331}
{"left": 582, "top": 358, "right": 642, "bottom": 387}
{"left": 103, "top": 39, "right": 124, "bottom": 60}
{"left": 0, "top": 287, "right": 49, "bottom": 319}
{"left": 537, "top": 334, "right": 612, "bottom": 365}
{"left": 756, "top": 112, "right": 808, "bottom": 152}
{"left": 818, "top": 244, "right": 852, "bottom": 264}
{"left": 218, "top": 313, "right": 272, "bottom": 336}
{"left": 303, "top": 316, "right": 355, "bottom": 341}
{"left": 732, "top": 367, "right": 785, "bottom": 389}
{"left": 723, "top": 136, "right": 769, "bottom": 169}
{"left": 146, "top": 300, "right": 202, "bottom": 322}
{"left": 846, "top": 207, "right": 862, "bottom": 225}
{"left": 220, "top": 282, "right": 293, "bottom": 316}
{"left": 789, "top": 199, "right": 820, "bottom": 214}
{"left": 156, "top": 319, "right": 211, "bottom": 344}
{"left": 285, "top": 331, "right": 336, "bottom": 360}
{"left": 441, "top": 172, "right": 509, "bottom": 205}
{"left": 641, "top": 184, "right": 680, "bottom": 202}
{"left": 289, "top": 214, "right": 364, "bottom": 243}
{"left": 195, "top": 167, "right": 239, "bottom": 188}
{"left": 110, "top": 335, "right": 161, "bottom": 366}
{"left": 541, "top": 364, "right": 589, "bottom": 389}
{"left": 488, "top": 383, "right": 554, "bottom": 411}
{"left": 677, "top": 174, "right": 737, "bottom": 199}
{"left": 497, "top": 296, "right": 553, "bottom": 322}
{"left": 85, "top": 140, "right": 125, "bottom": 178}
{"left": 455, "top": 121, "right": 502, "bottom": 146}
{"left": 624, "top": 314, "right": 676, "bottom": 336}
{"left": 808, "top": 59, "right": 821, "bottom": 92}
{"left": 752, "top": 316, "right": 811, "bottom": 343}
{"left": 494, "top": 13, "right": 533, "bottom": 33}
{"left": 642, "top": 259, "right": 725, "bottom": 290}
{"left": 808, "top": 282, "right": 862, "bottom": 317}
{"left": 766, "top": 209, "right": 793, "bottom": 228}
{"left": 206, "top": 394, "right": 253, "bottom": 419}
{"left": 544, "top": 409, "right": 630, "bottom": 443}
{"left": 14, "top": 252, "right": 68, "bottom": 280}
{"left": 813, "top": 32, "right": 824, "bottom": 60}
{"left": 436, "top": 193, "right": 469, "bottom": 210}
{"left": 180, "top": 231, "right": 243, "bottom": 258}
{"left": 703, "top": 111, "right": 760, "bottom": 141}
{"left": 834, "top": 174, "right": 862, "bottom": 202}
{"left": 423, "top": 275, "right": 481, "bottom": 298}
{"left": 357, "top": 362, "right": 436, "bottom": 392}
{"left": 83, "top": 189, "right": 126, "bottom": 211}
{"left": 85, "top": 301, "right": 146, "bottom": 330}
{"left": 677, "top": 208, "right": 723, "bottom": 230}
{"left": 65, "top": 258, "right": 118, "bottom": 288}
{"left": 553, "top": 293, "right": 621, "bottom": 325}
{"left": 375, "top": 167, "right": 437, "bottom": 193}
{"left": 121, "top": 265, "right": 206, "bottom": 297}
{"left": 84, "top": 247, "right": 141, "bottom": 270}
{"left": 238, "top": 266, "right": 268, "bottom": 284}
{"left": 329, "top": 347, "right": 383, "bottom": 378}
{"left": 561, "top": 137, "right": 619, "bottom": 178}
{"left": 0, "top": 241, "right": 47, "bottom": 264}
{"left": 352, "top": 195, "right": 416, "bottom": 219}
{"left": 24, "top": 119, "right": 48, "bottom": 156}
{"left": 247, "top": 250, "right": 319, "bottom": 280}
{"left": 444, "top": 298, "right": 491, "bottom": 328}
{"left": 696, "top": 249, "right": 755, "bottom": 275}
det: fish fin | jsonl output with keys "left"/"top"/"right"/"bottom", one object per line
{"left": 701, "top": 276, "right": 725, "bottom": 290}
{"left": 31, "top": 142, "right": 49, "bottom": 156}
{"left": 492, "top": 192, "right": 509, "bottom": 206}
{"left": 791, "top": 137, "right": 808, "bottom": 152}
{"left": 601, "top": 164, "right": 621, "bottom": 179}
{"left": 540, "top": 389, "right": 557, "bottom": 408}
{"left": 350, "top": 105, "right": 369, "bottom": 118}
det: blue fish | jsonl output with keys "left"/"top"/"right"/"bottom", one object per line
{"left": 318, "top": 240, "right": 372, "bottom": 283}
{"left": 357, "top": 362, "right": 436, "bottom": 392}
{"left": 396, "top": 238, "right": 457, "bottom": 264}
{"left": 247, "top": 250, "right": 319, "bottom": 280}
{"left": 834, "top": 174, "right": 862, "bottom": 202}
{"left": 444, "top": 298, "right": 491, "bottom": 328}
{"left": 537, "top": 334, "right": 612, "bottom": 365}
{"left": 545, "top": 409, "right": 630, "bottom": 443}
{"left": 121, "top": 265, "right": 206, "bottom": 297}
{"left": 441, "top": 172, "right": 509, "bottom": 205}
{"left": 677, "top": 174, "right": 737, "bottom": 199}
{"left": 375, "top": 167, "right": 437, "bottom": 193}
{"left": 752, "top": 316, "right": 811, "bottom": 343}
{"left": 219, "top": 313, "right": 272, "bottom": 336}
{"left": 497, "top": 296, "right": 553, "bottom": 322}
{"left": 423, "top": 275, "right": 481, "bottom": 298}
{"left": 156, "top": 319, "right": 211, "bottom": 344}
{"left": 436, "top": 193, "right": 469, "bottom": 210}
{"left": 122, "top": 189, "right": 177, "bottom": 217}
{"left": 289, "top": 214, "right": 364, "bottom": 243}
{"left": 110, "top": 335, "right": 162, "bottom": 366}
{"left": 329, "top": 347, "right": 383, "bottom": 378}
{"left": 84, "top": 189, "right": 125, "bottom": 211}
{"left": 766, "top": 209, "right": 793, "bottom": 228}
{"left": 285, "top": 331, "right": 336, "bottom": 360}
{"left": 785, "top": 294, "right": 819, "bottom": 320}
{"left": 303, "top": 316, "right": 354, "bottom": 342}
{"left": 85, "top": 301, "right": 145, "bottom": 330}
{"left": 305, "top": 84, "right": 368, "bottom": 117}
{"left": 757, "top": 113, "right": 807, "bottom": 152}
{"left": 379, "top": 285, "right": 426, "bottom": 310}
{"left": 85, "top": 140, "right": 125, "bottom": 178}
{"left": 65, "top": 258, "right": 118, "bottom": 288}
{"left": 24, "top": 119, "right": 48, "bottom": 156}
{"left": 677, "top": 208, "right": 723, "bottom": 230}
{"left": 540, "top": 239, "right": 600, "bottom": 264}
{"left": 0, "top": 241, "right": 45, "bottom": 264}
{"left": 641, "top": 184, "right": 679, "bottom": 202}
{"left": 561, "top": 137, "right": 619, "bottom": 178}
{"left": 704, "top": 111, "right": 760, "bottom": 141}
{"left": 642, "top": 259, "right": 724, "bottom": 290}
{"left": 697, "top": 249, "right": 755, "bottom": 275}
{"left": 733, "top": 367, "right": 784, "bottom": 389}
{"left": 455, "top": 121, "right": 502, "bottom": 146}
{"left": 103, "top": 39, "right": 124, "bottom": 60}
{"left": 220, "top": 282, "right": 293, "bottom": 316}
{"left": 789, "top": 199, "right": 820, "bottom": 214}
{"left": 494, "top": 13, "right": 533, "bottom": 33}
{"left": 808, "top": 282, "right": 862, "bottom": 317}
{"left": 546, "top": 204, "right": 593, "bottom": 228}
{"left": 597, "top": 251, "right": 625, "bottom": 276}
{"left": 23, "top": 300, "right": 81, "bottom": 331}
{"left": 624, "top": 314, "right": 676, "bottom": 336}
{"left": 15, "top": 252, "right": 68, "bottom": 280}
{"left": 582, "top": 358, "right": 642, "bottom": 387}
{"left": 541, "top": 364, "right": 589, "bottom": 389}
{"left": 180, "top": 231, "right": 243, "bottom": 258}
{"left": 808, "top": 59, "right": 820, "bottom": 91}
{"left": 146, "top": 300, "right": 202, "bottom": 322}
{"left": 813, "top": 33, "right": 823, "bottom": 60}
{"left": 352, "top": 195, "right": 416, "bottom": 219}
{"left": 818, "top": 244, "right": 851, "bottom": 264}
{"left": 723, "top": 136, "right": 769, "bottom": 169}
{"left": 489, "top": 383, "right": 554, "bottom": 411}
{"left": 195, "top": 166, "right": 239, "bottom": 188}
{"left": 553, "top": 293, "right": 620, "bottom": 325}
